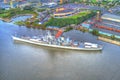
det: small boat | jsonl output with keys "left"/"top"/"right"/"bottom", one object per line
{"left": 12, "top": 31, "right": 103, "bottom": 51}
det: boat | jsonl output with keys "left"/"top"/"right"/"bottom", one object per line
{"left": 12, "top": 31, "right": 103, "bottom": 51}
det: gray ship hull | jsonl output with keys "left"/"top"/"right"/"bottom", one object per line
{"left": 12, "top": 36, "right": 103, "bottom": 51}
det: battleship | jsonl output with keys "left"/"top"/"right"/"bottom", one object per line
{"left": 12, "top": 30, "right": 103, "bottom": 51}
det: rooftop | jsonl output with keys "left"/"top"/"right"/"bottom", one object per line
{"left": 55, "top": 9, "right": 74, "bottom": 14}
{"left": 101, "top": 14, "right": 120, "bottom": 23}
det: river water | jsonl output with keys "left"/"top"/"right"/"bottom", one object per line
{"left": 0, "top": 20, "right": 120, "bottom": 80}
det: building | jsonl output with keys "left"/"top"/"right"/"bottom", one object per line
{"left": 42, "top": 2, "right": 57, "bottom": 7}
{"left": 4, "top": 0, "right": 7, "bottom": 3}
{"left": 10, "top": 0, "right": 13, "bottom": 8}
{"left": 18, "top": 2, "right": 31, "bottom": 8}
{"left": 101, "top": 14, "right": 120, "bottom": 23}
{"left": 53, "top": 7, "right": 75, "bottom": 18}
{"left": 59, "top": 0, "right": 68, "bottom": 4}
{"left": 60, "top": 0, "right": 63, "bottom": 4}
{"left": 93, "top": 13, "right": 120, "bottom": 34}
{"left": 0, "top": 2, "right": 10, "bottom": 9}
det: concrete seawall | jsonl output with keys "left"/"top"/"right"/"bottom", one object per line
{"left": 98, "top": 37, "right": 120, "bottom": 46}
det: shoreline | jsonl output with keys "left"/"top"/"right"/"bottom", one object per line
{"left": 0, "top": 18, "right": 10, "bottom": 22}
{"left": 0, "top": 14, "right": 33, "bottom": 23}
{"left": 1, "top": 14, "right": 120, "bottom": 47}
{"left": 98, "top": 37, "right": 120, "bottom": 46}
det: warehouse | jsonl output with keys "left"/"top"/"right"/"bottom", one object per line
{"left": 101, "top": 14, "right": 120, "bottom": 23}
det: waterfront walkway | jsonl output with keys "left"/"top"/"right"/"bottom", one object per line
{"left": 98, "top": 37, "right": 120, "bottom": 46}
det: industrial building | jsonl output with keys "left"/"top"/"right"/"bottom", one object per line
{"left": 101, "top": 14, "right": 120, "bottom": 23}
{"left": 93, "top": 13, "right": 120, "bottom": 33}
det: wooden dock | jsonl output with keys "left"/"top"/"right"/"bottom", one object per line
{"left": 98, "top": 37, "right": 120, "bottom": 46}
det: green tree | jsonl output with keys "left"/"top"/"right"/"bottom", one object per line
{"left": 91, "top": 29, "right": 99, "bottom": 36}
{"left": 64, "top": 27, "right": 73, "bottom": 32}
{"left": 111, "top": 35, "right": 116, "bottom": 40}
{"left": 23, "top": 6, "right": 33, "bottom": 10}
